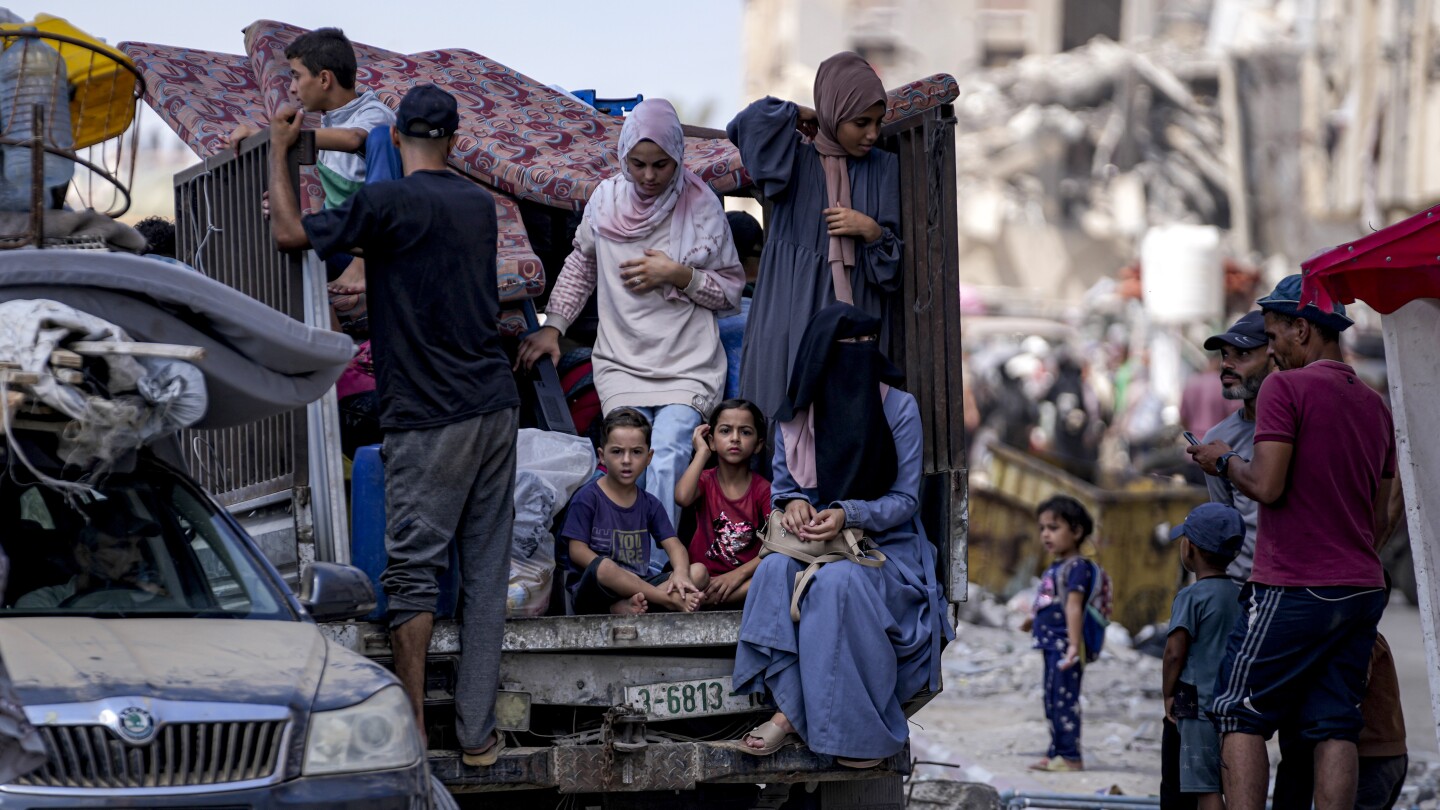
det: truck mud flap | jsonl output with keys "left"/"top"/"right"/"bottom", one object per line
{"left": 430, "top": 742, "right": 910, "bottom": 793}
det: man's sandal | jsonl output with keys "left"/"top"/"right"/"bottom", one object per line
{"left": 462, "top": 732, "right": 506, "bottom": 768}
{"left": 1028, "top": 756, "right": 1083, "bottom": 772}
{"left": 731, "top": 721, "right": 800, "bottom": 756}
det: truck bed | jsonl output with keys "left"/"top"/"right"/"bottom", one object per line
{"left": 321, "top": 611, "right": 932, "bottom": 794}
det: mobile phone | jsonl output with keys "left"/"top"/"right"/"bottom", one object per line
{"left": 1182, "top": 431, "right": 1200, "bottom": 446}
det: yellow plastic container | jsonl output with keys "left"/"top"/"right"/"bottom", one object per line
{"left": 0, "top": 14, "right": 139, "bottom": 149}
{"left": 970, "top": 443, "right": 1207, "bottom": 631}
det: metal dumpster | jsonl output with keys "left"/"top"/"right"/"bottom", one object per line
{"left": 970, "top": 444, "right": 1207, "bottom": 631}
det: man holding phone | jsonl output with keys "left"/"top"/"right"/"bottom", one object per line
{"left": 1187, "top": 277, "right": 1394, "bottom": 810}
{"left": 1189, "top": 311, "right": 1270, "bottom": 581}
{"left": 1164, "top": 311, "right": 1273, "bottom": 810}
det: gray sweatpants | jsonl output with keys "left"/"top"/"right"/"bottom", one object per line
{"left": 380, "top": 407, "right": 518, "bottom": 748}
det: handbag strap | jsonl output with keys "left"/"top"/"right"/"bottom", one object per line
{"left": 787, "top": 530, "right": 887, "bottom": 621}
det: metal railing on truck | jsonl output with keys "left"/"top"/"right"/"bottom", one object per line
{"left": 172, "top": 131, "right": 350, "bottom": 569}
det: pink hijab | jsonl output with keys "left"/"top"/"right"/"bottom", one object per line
{"left": 587, "top": 99, "right": 733, "bottom": 277}
{"left": 811, "top": 52, "right": 885, "bottom": 304}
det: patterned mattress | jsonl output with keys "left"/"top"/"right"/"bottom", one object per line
{"left": 121, "top": 20, "right": 959, "bottom": 302}
{"left": 121, "top": 43, "right": 265, "bottom": 159}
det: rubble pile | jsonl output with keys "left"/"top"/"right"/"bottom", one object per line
{"left": 953, "top": 37, "right": 1228, "bottom": 241}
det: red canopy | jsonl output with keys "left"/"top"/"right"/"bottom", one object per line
{"left": 1300, "top": 204, "right": 1440, "bottom": 315}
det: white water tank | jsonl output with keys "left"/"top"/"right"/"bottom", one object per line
{"left": 1139, "top": 224, "right": 1224, "bottom": 325}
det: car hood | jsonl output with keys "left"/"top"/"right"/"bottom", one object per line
{"left": 0, "top": 618, "right": 327, "bottom": 709}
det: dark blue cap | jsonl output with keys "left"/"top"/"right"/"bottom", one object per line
{"left": 1169, "top": 502, "right": 1244, "bottom": 560}
{"left": 1256, "top": 274, "right": 1354, "bottom": 333}
{"left": 1203, "top": 310, "right": 1267, "bottom": 351}
{"left": 397, "top": 84, "right": 459, "bottom": 139}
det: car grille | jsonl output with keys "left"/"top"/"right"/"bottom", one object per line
{"left": 13, "top": 720, "right": 287, "bottom": 788}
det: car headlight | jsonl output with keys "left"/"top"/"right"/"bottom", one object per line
{"left": 303, "top": 686, "right": 422, "bottom": 776}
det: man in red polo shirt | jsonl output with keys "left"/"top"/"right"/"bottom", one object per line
{"left": 1188, "top": 274, "right": 1395, "bottom": 810}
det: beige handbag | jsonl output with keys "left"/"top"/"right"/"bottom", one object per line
{"left": 758, "top": 508, "right": 886, "bottom": 621}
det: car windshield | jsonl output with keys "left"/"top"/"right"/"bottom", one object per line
{"left": 0, "top": 464, "right": 292, "bottom": 620}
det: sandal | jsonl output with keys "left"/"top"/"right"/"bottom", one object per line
{"left": 1028, "top": 756, "right": 1083, "bottom": 772}
{"left": 461, "top": 732, "right": 506, "bottom": 768}
{"left": 731, "top": 720, "right": 800, "bottom": 756}
{"left": 836, "top": 757, "right": 883, "bottom": 769}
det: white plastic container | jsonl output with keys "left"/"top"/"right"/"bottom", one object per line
{"left": 1139, "top": 224, "right": 1223, "bottom": 325}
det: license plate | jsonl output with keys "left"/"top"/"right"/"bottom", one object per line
{"left": 624, "top": 676, "right": 760, "bottom": 720}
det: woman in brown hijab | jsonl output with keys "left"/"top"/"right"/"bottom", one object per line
{"left": 726, "top": 51, "right": 903, "bottom": 425}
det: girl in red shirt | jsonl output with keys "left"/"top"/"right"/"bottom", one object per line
{"left": 675, "top": 399, "right": 772, "bottom": 607}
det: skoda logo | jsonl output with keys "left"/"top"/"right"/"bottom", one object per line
{"left": 116, "top": 707, "right": 155, "bottom": 742}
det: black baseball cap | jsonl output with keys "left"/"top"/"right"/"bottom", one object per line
{"left": 397, "top": 84, "right": 459, "bottom": 139}
{"left": 1203, "top": 311, "right": 1267, "bottom": 351}
{"left": 1169, "top": 502, "right": 1244, "bottom": 561}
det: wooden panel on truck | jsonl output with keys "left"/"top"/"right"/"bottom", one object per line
{"left": 879, "top": 104, "right": 968, "bottom": 602}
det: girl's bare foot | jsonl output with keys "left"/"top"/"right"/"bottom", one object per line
{"left": 610, "top": 593, "right": 647, "bottom": 615}
{"left": 744, "top": 712, "right": 795, "bottom": 751}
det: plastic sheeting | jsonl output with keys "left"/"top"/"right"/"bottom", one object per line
{"left": 507, "top": 429, "right": 596, "bottom": 617}
{"left": 0, "top": 299, "right": 207, "bottom": 468}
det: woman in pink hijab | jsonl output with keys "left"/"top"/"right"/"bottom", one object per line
{"left": 518, "top": 98, "right": 745, "bottom": 577}
{"left": 726, "top": 52, "right": 902, "bottom": 425}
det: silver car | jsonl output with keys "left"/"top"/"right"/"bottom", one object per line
{"left": 0, "top": 446, "right": 431, "bottom": 808}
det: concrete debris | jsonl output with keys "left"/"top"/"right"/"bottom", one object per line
{"left": 957, "top": 586, "right": 1014, "bottom": 629}
{"left": 955, "top": 37, "right": 1226, "bottom": 239}
{"left": 907, "top": 780, "right": 1004, "bottom": 810}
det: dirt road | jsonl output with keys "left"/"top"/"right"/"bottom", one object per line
{"left": 910, "top": 621, "right": 1163, "bottom": 796}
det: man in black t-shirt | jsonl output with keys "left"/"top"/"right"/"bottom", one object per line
{"left": 270, "top": 84, "right": 519, "bottom": 766}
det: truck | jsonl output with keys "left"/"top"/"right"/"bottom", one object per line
{"left": 75, "top": 27, "right": 968, "bottom": 806}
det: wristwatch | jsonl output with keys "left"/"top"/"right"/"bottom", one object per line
{"left": 1215, "top": 451, "right": 1242, "bottom": 479}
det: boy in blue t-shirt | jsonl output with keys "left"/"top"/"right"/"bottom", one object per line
{"left": 1163, "top": 503, "right": 1245, "bottom": 810}
{"left": 563, "top": 408, "right": 709, "bottom": 615}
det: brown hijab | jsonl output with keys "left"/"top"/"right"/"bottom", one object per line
{"left": 811, "top": 52, "right": 885, "bottom": 304}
